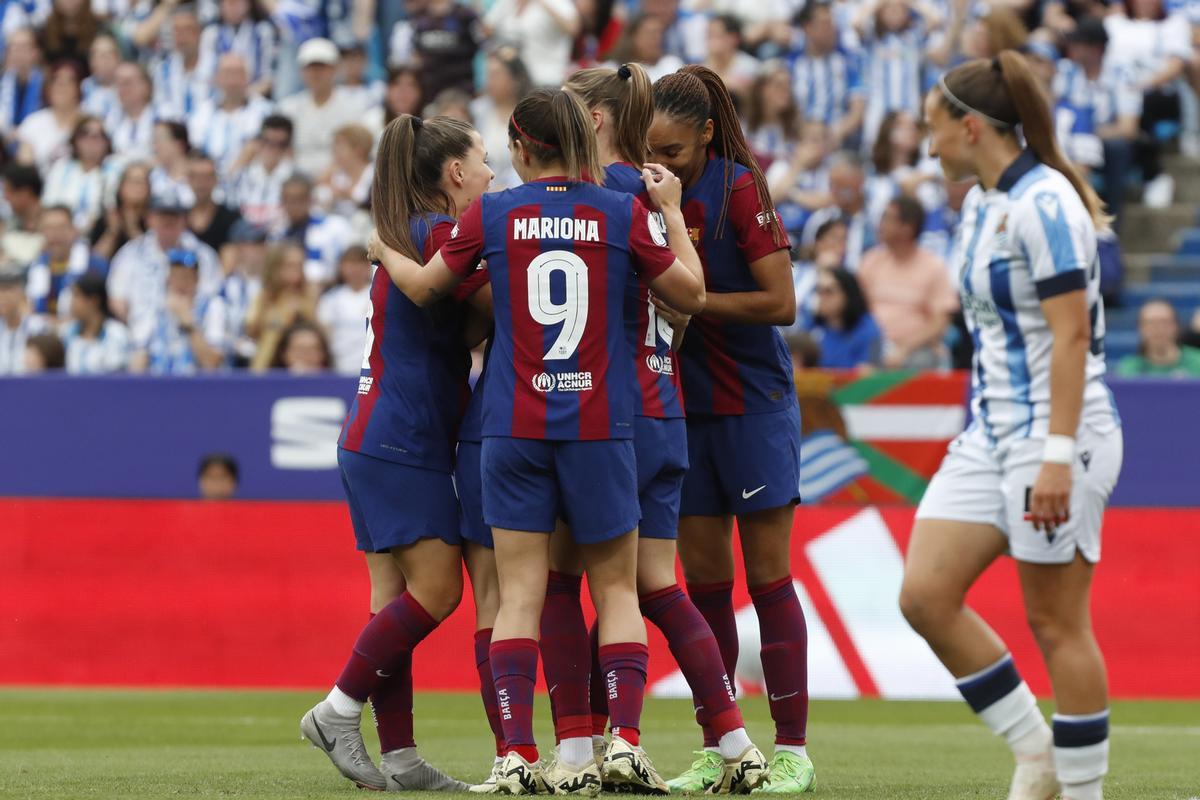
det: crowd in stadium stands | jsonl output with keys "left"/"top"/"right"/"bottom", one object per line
{"left": 0, "top": 0, "right": 1198, "bottom": 377}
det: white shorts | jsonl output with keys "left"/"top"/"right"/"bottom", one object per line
{"left": 915, "top": 422, "right": 1123, "bottom": 564}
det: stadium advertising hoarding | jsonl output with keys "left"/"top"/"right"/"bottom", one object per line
{"left": 0, "top": 372, "right": 1195, "bottom": 506}
{"left": 2, "top": 500, "right": 1197, "bottom": 698}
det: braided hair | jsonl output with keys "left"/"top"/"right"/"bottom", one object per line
{"left": 652, "top": 65, "right": 784, "bottom": 244}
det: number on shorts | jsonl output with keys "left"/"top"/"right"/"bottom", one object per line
{"left": 527, "top": 250, "right": 589, "bottom": 360}
{"left": 644, "top": 296, "right": 674, "bottom": 347}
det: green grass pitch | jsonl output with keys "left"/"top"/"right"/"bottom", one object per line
{"left": 1, "top": 690, "right": 1197, "bottom": 798}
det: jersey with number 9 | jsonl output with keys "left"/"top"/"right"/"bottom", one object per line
{"left": 440, "top": 178, "right": 676, "bottom": 441}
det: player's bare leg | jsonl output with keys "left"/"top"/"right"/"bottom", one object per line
{"left": 901, "top": 520, "right": 1055, "bottom": 800}
{"left": 740, "top": 506, "right": 813, "bottom": 794}
{"left": 365, "top": 552, "right": 405, "bottom": 613}
{"left": 1018, "top": 553, "right": 1110, "bottom": 800}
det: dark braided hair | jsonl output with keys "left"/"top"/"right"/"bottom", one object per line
{"left": 652, "top": 65, "right": 784, "bottom": 245}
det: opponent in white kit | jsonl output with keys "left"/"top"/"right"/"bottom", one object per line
{"left": 901, "top": 52, "right": 1122, "bottom": 800}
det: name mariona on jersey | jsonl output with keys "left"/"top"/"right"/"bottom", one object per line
{"left": 513, "top": 217, "right": 601, "bottom": 242}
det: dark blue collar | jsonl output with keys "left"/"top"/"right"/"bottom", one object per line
{"left": 995, "top": 149, "right": 1039, "bottom": 193}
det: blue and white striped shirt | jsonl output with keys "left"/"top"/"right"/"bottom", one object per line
{"left": 861, "top": 19, "right": 929, "bottom": 146}
{"left": 790, "top": 43, "right": 864, "bottom": 127}
{"left": 152, "top": 53, "right": 214, "bottom": 121}
{"left": 196, "top": 20, "right": 278, "bottom": 85}
{"left": 187, "top": 95, "right": 274, "bottom": 178}
{"left": 1053, "top": 60, "right": 1142, "bottom": 131}
{"left": 954, "top": 150, "right": 1117, "bottom": 445}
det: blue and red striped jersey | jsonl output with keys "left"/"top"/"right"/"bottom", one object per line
{"left": 678, "top": 156, "right": 795, "bottom": 416}
{"left": 440, "top": 177, "right": 676, "bottom": 440}
{"left": 604, "top": 162, "right": 684, "bottom": 420}
{"left": 338, "top": 214, "right": 473, "bottom": 471}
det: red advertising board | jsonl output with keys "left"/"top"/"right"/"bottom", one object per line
{"left": 1, "top": 499, "right": 1197, "bottom": 698}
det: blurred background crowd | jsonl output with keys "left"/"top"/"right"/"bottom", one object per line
{"left": 1, "top": 0, "right": 1199, "bottom": 379}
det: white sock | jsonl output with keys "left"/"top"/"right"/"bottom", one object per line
{"left": 1054, "top": 710, "right": 1109, "bottom": 800}
{"left": 704, "top": 746, "right": 720, "bottom": 755}
{"left": 494, "top": 756, "right": 504, "bottom": 766}
{"left": 1061, "top": 777, "right": 1104, "bottom": 800}
{"left": 325, "top": 685, "right": 364, "bottom": 717}
{"left": 559, "top": 736, "right": 593, "bottom": 767}
{"left": 383, "top": 746, "right": 420, "bottom": 766}
{"left": 775, "top": 744, "right": 808, "bottom": 759}
{"left": 1005, "top": 707, "right": 1052, "bottom": 758}
{"left": 717, "top": 728, "right": 753, "bottom": 759}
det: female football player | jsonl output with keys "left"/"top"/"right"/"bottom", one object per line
{"left": 901, "top": 53, "right": 1121, "bottom": 800}
{"left": 648, "top": 65, "right": 815, "bottom": 794}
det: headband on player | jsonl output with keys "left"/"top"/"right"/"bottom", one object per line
{"left": 510, "top": 116, "right": 555, "bottom": 150}
{"left": 938, "top": 76, "right": 1012, "bottom": 130}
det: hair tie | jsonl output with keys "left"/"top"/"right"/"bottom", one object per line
{"left": 510, "top": 115, "right": 555, "bottom": 149}
{"left": 991, "top": 57, "right": 1003, "bottom": 74}
{"left": 617, "top": 64, "right": 632, "bottom": 80}
{"left": 410, "top": 116, "right": 424, "bottom": 131}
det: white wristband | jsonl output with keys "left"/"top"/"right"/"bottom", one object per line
{"left": 1043, "top": 435, "right": 1075, "bottom": 464}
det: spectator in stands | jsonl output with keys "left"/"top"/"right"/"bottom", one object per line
{"left": 316, "top": 245, "right": 370, "bottom": 375}
{"left": 790, "top": 1, "right": 866, "bottom": 149}
{"left": 470, "top": 48, "right": 530, "bottom": 190}
{"left": 858, "top": 196, "right": 957, "bottom": 369}
{"left": 42, "top": 115, "right": 115, "bottom": 231}
{"left": 866, "top": 110, "right": 941, "bottom": 226}
{"left": 270, "top": 319, "right": 333, "bottom": 373}
{"left": 743, "top": 61, "right": 801, "bottom": 169}
{"left": 1183, "top": 309, "right": 1200, "bottom": 350}
{"left": 279, "top": 38, "right": 372, "bottom": 177}
{"left": 803, "top": 151, "right": 872, "bottom": 271}
{"left": 642, "top": 0, "right": 708, "bottom": 64}
{"left": 150, "top": 120, "right": 194, "bottom": 206}
{"left": 60, "top": 270, "right": 131, "bottom": 374}
{"left": 2, "top": 164, "right": 46, "bottom": 266}
{"left": 15, "top": 60, "right": 84, "bottom": 174}
{"left": 483, "top": 0, "right": 580, "bottom": 88}
{"left": 26, "top": 205, "right": 107, "bottom": 318}
{"left": 152, "top": 6, "right": 210, "bottom": 120}
{"left": 197, "top": 452, "right": 239, "bottom": 500}
{"left": 0, "top": 269, "right": 46, "bottom": 375}
{"left": 90, "top": 161, "right": 150, "bottom": 261}
{"left": 1056, "top": 17, "right": 1142, "bottom": 224}
{"left": 336, "top": 43, "right": 383, "bottom": 108}
{"left": 271, "top": 174, "right": 355, "bottom": 286}
{"left": 130, "top": 247, "right": 228, "bottom": 374}
{"left": 187, "top": 152, "right": 242, "bottom": 251}
{"left": 315, "top": 124, "right": 373, "bottom": 220}
{"left": 108, "top": 189, "right": 221, "bottom": 346}
{"left": 363, "top": 65, "right": 424, "bottom": 137}
{"left": 1105, "top": 0, "right": 1193, "bottom": 208}
{"left": 107, "top": 62, "right": 156, "bottom": 160}
{"left": 1116, "top": 299, "right": 1200, "bottom": 377}
{"left": 811, "top": 267, "right": 882, "bottom": 369}
{"left": 196, "top": 0, "right": 276, "bottom": 92}
{"left": 957, "top": 7, "right": 1028, "bottom": 61}
{"left": 220, "top": 219, "right": 267, "bottom": 366}
{"left": 0, "top": 29, "right": 45, "bottom": 143}
{"left": 767, "top": 119, "right": 832, "bottom": 238}
{"left": 703, "top": 15, "right": 760, "bottom": 99}
{"left": 232, "top": 114, "right": 295, "bottom": 229}
{"left": 407, "top": 0, "right": 483, "bottom": 102}
{"left": 854, "top": 0, "right": 941, "bottom": 148}
{"left": 611, "top": 14, "right": 683, "bottom": 83}
{"left": 918, "top": 175, "right": 973, "bottom": 262}
{"left": 23, "top": 331, "right": 66, "bottom": 372}
{"left": 39, "top": 0, "right": 101, "bottom": 67}
{"left": 246, "top": 242, "right": 317, "bottom": 370}
{"left": 424, "top": 88, "right": 473, "bottom": 121}
{"left": 187, "top": 54, "right": 272, "bottom": 178}
{"left": 82, "top": 33, "right": 121, "bottom": 122}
